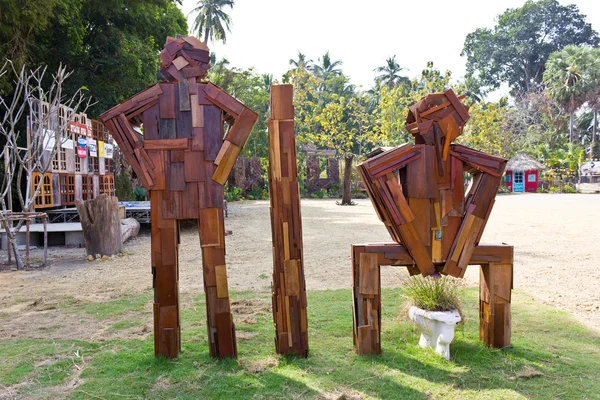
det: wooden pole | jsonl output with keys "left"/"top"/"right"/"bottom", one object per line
{"left": 43, "top": 214, "right": 48, "bottom": 267}
{"left": 268, "top": 85, "right": 308, "bottom": 357}
{"left": 25, "top": 218, "right": 30, "bottom": 270}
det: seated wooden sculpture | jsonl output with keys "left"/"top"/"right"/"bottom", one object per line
{"left": 101, "top": 35, "right": 258, "bottom": 359}
{"left": 358, "top": 90, "right": 507, "bottom": 278}
{"left": 353, "top": 90, "right": 513, "bottom": 354}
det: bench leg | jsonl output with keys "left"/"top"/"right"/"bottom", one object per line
{"left": 480, "top": 262, "right": 512, "bottom": 348}
{"left": 352, "top": 246, "right": 381, "bottom": 355}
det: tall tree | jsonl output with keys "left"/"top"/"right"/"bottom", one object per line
{"left": 289, "top": 52, "right": 313, "bottom": 71}
{"left": 543, "top": 45, "right": 598, "bottom": 143}
{"left": 374, "top": 56, "right": 409, "bottom": 89}
{"left": 2, "top": 0, "right": 188, "bottom": 117}
{"left": 462, "top": 0, "right": 599, "bottom": 95}
{"left": 190, "top": 0, "right": 234, "bottom": 44}
{"left": 312, "top": 51, "right": 343, "bottom": 80}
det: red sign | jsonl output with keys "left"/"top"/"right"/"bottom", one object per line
{"left": 69, "top": 121, "right": 90, "bottom": 137}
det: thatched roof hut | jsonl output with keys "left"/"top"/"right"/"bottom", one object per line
{"left": 506, "top": 153, "right": 544, "bottom": 171}
{"left": 505, "top": 153, "right": 544, "bottom": 193}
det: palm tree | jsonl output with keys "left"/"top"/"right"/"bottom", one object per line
{"left": 543, "top": 45, "right": 597, "bottom": 143}
{"left": 374, "top": 56, "right": 409, "bottom": 88}
{"left": 190, "top": 0, "right": 234, "bottom": 44}
{"left": 312, "top": 51, "right": 343, "bottom": 79}
{"left": 585, "top": 48, "right": 600, "bottom": 158}
{"left": 262, "top": 73, "right": 273, "bottom": 93}
{"left": 289, "top": 52, "right": 313, "bottom": 71}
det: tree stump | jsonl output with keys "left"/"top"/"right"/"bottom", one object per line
{"left": 76, "top": 194, "right": 122, "bottom": 257}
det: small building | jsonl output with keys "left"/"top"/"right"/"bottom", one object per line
{"left": 505, "top": 153, "right": 544, "bottom": 193}
{"left": 28, "top": 101, "right": 116, "bottom": 210}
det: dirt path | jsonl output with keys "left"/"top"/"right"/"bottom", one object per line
{"left": 1, "top": 194, "right": 599, "bottom": 335}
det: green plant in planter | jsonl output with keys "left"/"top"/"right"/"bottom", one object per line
{"left": 404, "top": 275, "right": 462, "bottom": 316}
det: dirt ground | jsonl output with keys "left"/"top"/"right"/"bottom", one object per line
{"left": 1, "top": 194, "right": 599, "bottom": 339}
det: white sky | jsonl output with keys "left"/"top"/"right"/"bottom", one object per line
{"left": 179, "top": 0, "right": 600, "bottom": 100}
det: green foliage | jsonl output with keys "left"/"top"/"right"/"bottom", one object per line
{"left": 375, "top": 62, "right": 454, "bottom": 145}
{"left": 115, "top": 171, "right": 134, "bottom": 201}
{"left": 403, "top": 276, "right": 462, "bottom": 314}
{"left": 462, "top": 0, "right": 599, "bottom": 95}
{"left": 543, "top": 46, "right": 600, "bottom": 113}
{"left": 459, "top": 101, "right": 520, "bottom": 158}
{"left": 133, "top": 186, "right": 148, "bottom": 201}
{"left": 0, "top": 0, "right": 187, "bottom": 117}
{"left": 224, "top": 182, "right": 242, "bottom": 202}
{"left": 208, "top": 64, "right": 270, "bottom": 158}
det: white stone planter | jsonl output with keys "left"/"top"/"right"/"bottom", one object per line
{"left": 408, "top": 306, "right": 462, "bottom": 360}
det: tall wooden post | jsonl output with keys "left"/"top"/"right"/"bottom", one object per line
{"left": 268, "top": 85, "right": 308, "bottom": 356}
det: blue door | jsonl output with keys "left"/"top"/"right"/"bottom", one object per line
{"left": 513, "top": 171, "right": 524, "bottom": 192}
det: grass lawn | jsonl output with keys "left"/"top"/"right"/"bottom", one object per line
{"left": 1, "top": 288, "right": 599, "bottom": 399}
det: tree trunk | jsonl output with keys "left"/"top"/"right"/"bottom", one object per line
{"left": 203, "top": 28, "right": 210, "bottom": 44}
{"left": 76, "top": 194, "right": 122, "bottom": 257}
{"left": 341, "top": 155, "right": 354, "bottom": 205}
{"left": 592, "top": 109, "right": 597, "bottom": 160}
{"left": 569, "top": 112, "right": 574, "bottom": 143}
{"left": 120, "top": 218, "right": 140, "bottom": 244}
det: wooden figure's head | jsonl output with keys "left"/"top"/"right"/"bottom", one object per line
{"left": 405, "top": 89, "right": 470, "bottom": 147}
{"left": 159, "top": 35, "right": 211, "bottom": 82}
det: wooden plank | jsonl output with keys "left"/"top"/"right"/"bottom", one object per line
{"left": 144, "top": 138, "right": 188, "bottom": 150}
{"left": 385, "top": 178, "right": 415, "bottom": 224}
{"left": 359, "top": 253, "right": 379, "bottom": 295}
{"left": 225, "top": 108, "right": 258, "bottom": 147}
{"left": 178, "top": 78, "right": 191, "bottom": 112}
{"left": 184, "top": 150, "right": 206, "bottom": 182}
{"left": 213, "top": 141, "right": 241, "bottom": 185}
{"left": 215, "top": 312, "right": 235, "bottom": 357}
{"left": 444, "top": 89, "right": 470, "bottom": 123}
{"left": 284, "top": 259, "right": 300, "bottom": 296}
{"left": 172, "top": 56, "right": 189, "bottom": 70}
{"left": 191, "top": 127, "right": 204, "bottom": 151}
{"left": 159, "top": 118, "right": 176, "bottom": 140}
{"left": 271, "top": 85, "right": 294, "bottom": 119}
{"left": 142, "top": 104, "right": 160, "bottom": 140}
{"left": 167, "top": 162, "right": 185, "bottom": 192}
{"left": 199, "top": 208, "right": 221, "bottom": 247}
{"left": 170, "top": 150, "right": 185, "bottom": 163}
{"left": 408, "top": 198, "right": 431, "bottom": 246}
{"left": 397, "top": 223, "right": 436, "bottom": 276}
{"left": 215, "top": 265, "right": 229, "bottom": 298}
{"left": 203, "top": 106, "right": 223, "bottom": 161}
{"left": 159, "top": 84, "right": 176, "bottom": 119}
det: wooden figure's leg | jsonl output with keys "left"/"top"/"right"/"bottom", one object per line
{"left": 352, "top": 246, "right": 381, "bottom": 355}
{"left": 199, "top": 206, "right": 236, "bottom": 358}
{"left": 150, "top": 191, "right": 180, "bottom": 359}
{"left": 480, "top": 262, "right": 512, "bottom": 348}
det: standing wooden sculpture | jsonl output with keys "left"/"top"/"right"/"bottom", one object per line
{"left": 353, "top": 90, "right": 513, "bottom": 354}
{"left": 101, "top": 35, "right": 258, "bottom": 359}
{"left": 268, "top": 85, "right": 308, "bottom": 356}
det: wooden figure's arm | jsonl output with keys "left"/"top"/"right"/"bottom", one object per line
{"left": 442, "top": 145, "right": 507, "bottom": 278}
{"left": 203, "top": 82, "right": 259, "bottom": 185}
{"left": 101, "top": 85, "right": 162, "bottom": 190}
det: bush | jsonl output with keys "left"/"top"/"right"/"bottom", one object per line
{"left": 115, "top": 171, "right": 134, "bottom": 201}
{"left": 404, "top": 275, "right": 462, "bottom": 315}
{"left": 224, "top": 183, "right": 242, "bottom": 202}
{"left": 133, "top": 186, "right": 147, "bottom": 201}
